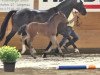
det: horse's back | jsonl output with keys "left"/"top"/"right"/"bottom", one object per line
{"left": 27, "top": 22, "right": 38, "bottom": 30}
{"left": 13, "top": 8, "right": 38, "bottom": 27}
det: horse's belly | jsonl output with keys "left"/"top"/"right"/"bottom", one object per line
{"left": 38, "top": 31, "right": 48, "bottom": 36}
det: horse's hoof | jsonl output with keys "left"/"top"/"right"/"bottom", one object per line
{"left": 54, "top": 53, "right": 59, "bottom": 56}
{"left": 31, "top": 54, "right": 36, "bottom": 59}
{"left": 31, "top": 55, "right": 37, "bottom": 59}
{"left": 33, "top": 56, "right": 37, "bottom": 59}
{"left": 54, "top": 48, "right": 59, "bottom": 54}
{"left": 42, "top": 53, "right": 47, "bottom": 58}
{"left": 61, "top": 54, "right": 64, "bottom": 57}
{"left": 59, "top": 53, "right": 64, "bottom": 57}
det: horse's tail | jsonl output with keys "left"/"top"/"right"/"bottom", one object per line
{"left": 18, "top": 25, "right": 27, "bottom": 36}
{"left": 0, "top": 10, "right": 17, "bottom": 40}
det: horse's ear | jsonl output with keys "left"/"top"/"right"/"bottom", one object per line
{"left": 77, "top": 0, "right": 80, "bottom": 3}
{"left": 80, "top": 0, "right": 82, "bottom": 2}
{"left": 72, "top": 0, "right": 81, "bottom": 4}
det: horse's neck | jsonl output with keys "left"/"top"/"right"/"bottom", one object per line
{"left": 46, "top": 1, "right": 73, "bottom": 20}
{"left": 49, "top": 18, "right": 61, "bottom": 28}
{"left": 62, "top": 8, "right": 73, "bottom": 18}
{"left": 56, "top": 0, "right": 73, "bottom": 18}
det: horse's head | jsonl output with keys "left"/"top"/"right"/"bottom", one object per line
{"left": 72, "top": 0, "right": 87, "bottom": 15}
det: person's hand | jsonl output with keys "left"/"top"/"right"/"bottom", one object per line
{"left": 73, "top": 12, "right": 79, "bottom": 22}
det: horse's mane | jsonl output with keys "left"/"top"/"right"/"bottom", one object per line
{"left": 47, "top": 6, "right": 58, "bottom": 13}
{"left": 57, "top": 0, "right": 71, "bottom": 9}
{"left": 47, "top": 13, "right": 58, "bottom": 23}
{"left": 47, "top": 0, "right": 70, "bottom": 12}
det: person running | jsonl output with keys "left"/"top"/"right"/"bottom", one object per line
{"left": 55, "top": 11, "right": 80, "bottom": 54}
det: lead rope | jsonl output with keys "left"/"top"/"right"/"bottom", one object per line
{"left": 75, "top": 12, "right": 82, "bottom": 27}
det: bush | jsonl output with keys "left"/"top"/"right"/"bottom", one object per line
{"left": 0, "top": 46, "right": 21, "bottom": 63}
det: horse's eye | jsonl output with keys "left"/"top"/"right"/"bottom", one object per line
{"left": 80, "top": 1, "right": 83, "bottom": 4}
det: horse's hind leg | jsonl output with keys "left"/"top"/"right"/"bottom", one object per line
{"left": 21, "top": 36, "right": 27, "bottom": 54}
{"left": 3, "top": 28, "right": 17, "bottom": 45}
{"left": 26, "top": 37, "right": 37, "bottom": 59}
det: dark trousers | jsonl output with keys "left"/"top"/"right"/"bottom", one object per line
{"left": 59, "top": 26, "right": 79, "bottom": 48}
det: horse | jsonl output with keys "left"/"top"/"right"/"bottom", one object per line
{"left": 0, "top": 0, "right": 87, "bottom": 56}
{"left": 18, "top": 12, "right": 67, "bottom": 58}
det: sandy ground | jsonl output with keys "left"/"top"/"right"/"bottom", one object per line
{"left": 0, "top": 69, "right": 100, "bottom": 75}
{"left": 0, "top": 54, "right": 100, "bottom": 75}
{"left": 3, "top": 54, "right": 100, "bottom": 69}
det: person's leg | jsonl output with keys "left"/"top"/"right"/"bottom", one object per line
{"left": 66, "top": 31, "right": 79, "bottom": 46}
{"left": 65, "top": 29, "right": 79, "bottom": 53}
{"left": 63, "top": 37, "right": 75, "bottom": 51}
{"left": 65, "top": 37, "right": 77, "bottom": 48}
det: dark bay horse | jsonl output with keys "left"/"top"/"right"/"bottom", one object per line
{"left": 18, "top": 12, "right": 67, "bottom": 58}
{"left": 0, "top": 0, "right": 86, "bottom": 55}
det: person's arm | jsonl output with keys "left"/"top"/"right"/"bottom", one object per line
{"left": 66, "top": 19, "right": 69, "bottom": 24}
{"left": 68, "top": 12, "right": 79, "bottom": 24}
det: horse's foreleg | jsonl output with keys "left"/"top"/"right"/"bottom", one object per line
{"left": 42, "top": 38, "right": 54, "bottom": 58}
{"left": 45, "top": 41, "right": 52, "bottom": 51}
{"left": 42, "top": 39, "right": 53, "bottom": 58}
{"left": 42, "top": 43, "right": 53, "bottom": 58}
{"left": 45, "top": 46, "right": 53, "bottom": 53}
{"left": 45, "top": 34, "right": 58, "bottom": 50}
{"left": 3, "top": 29, "right": 17, "bottom": 45}
{"left": 51, "top": 36, "right": 64, "bottom": 57}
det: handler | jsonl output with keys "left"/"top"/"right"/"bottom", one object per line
{"left": 55, "top": 11, "right": 80, "bottom": 53}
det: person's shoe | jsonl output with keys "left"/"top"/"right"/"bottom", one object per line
{"left": 74, "top": 48, "right": 80, "bottom": 53}
{"left": 42, "top": 53, "right": 47, "bottom": 58}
